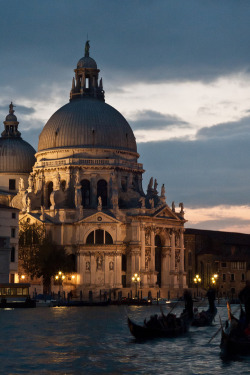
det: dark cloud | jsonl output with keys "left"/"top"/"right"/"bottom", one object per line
{"left": 197, "top": 116, "right": 250, "bottom": 140}
{"left": 138, "top": 131, "right": 250, "bottom": 207}
{"left": 130, "top": 110, "right": 189, "bottom": 130}
{"left": 0, "top": 0, "right": 250, "bottom": 101}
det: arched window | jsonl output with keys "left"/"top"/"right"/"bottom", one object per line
{"left": 97, "top": 179, "right": 107, "bottom": 207}
{"left": 81, "top": 179, "right": 90, "bottom": 207}
{"left": 47, "top": 182, "right": 53, "bottom": 208}
{"left": 86, "top": 229, "right": 113, "bottom": 245}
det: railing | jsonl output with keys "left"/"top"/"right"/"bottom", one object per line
{"left": 34, "top": 158, "right": 143, "bottom": 170}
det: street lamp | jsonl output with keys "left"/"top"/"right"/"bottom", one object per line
{"left": 194, "top": 274, "right": 201, "bottom": 297}
{"left": 55, "top": 271, "right": 66, "bottom": 299}
{"left": 211, "top": 273, "right": 218, "bottom": 285}
{"left": 131, "top": 273, "right": 140, "bottom": 299}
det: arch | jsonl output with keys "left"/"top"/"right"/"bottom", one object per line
{"left": 155, "top": 235, "right": 162, "bottom": 287}
{"left": 81, "top": 179, "right": 90, "bottom": 207}
{"left": 47, "top": 181, "right": 53, "bottom": 208}
{"left": 97, "top": 179, "right": 107, "bottom": 207}
{"left": 86, "top": 229, "right": 113, "bottom": 245}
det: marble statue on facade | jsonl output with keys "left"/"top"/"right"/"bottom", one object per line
{"left": 139, "top": 196, "right": 145, "bottom": 208}
{"left": 149, "top": 198, "right": 154, "bottom": 208}
{"left": 19, "top": 178, "right": 24, "bottom": 192}
{"left": 98, "top": 196, "right": 102, "bottom": 211}
{"left": 172, "top": 201, "right": 175, "bottom": 212}
{"left": 96, "top": 256, "right": 103, "bottom": 270}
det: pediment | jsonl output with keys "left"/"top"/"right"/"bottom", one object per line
{"left": 79, "top": 211, "right": 121, "bottom": 224}
{"left": 19, "top": 212, "right": 44, "bottom": 225}
{"left": 153, "top": 205, "right": 184, "bottom": 221}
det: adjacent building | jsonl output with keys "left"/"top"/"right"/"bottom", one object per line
{"left": 185, "top": 228, "right": 250, "bottom": 298}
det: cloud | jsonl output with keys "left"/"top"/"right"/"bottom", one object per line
{"left": 138, "top": 133, "right": 250, "bottom": 208}
{"left": 130, "top": 110, "right": 189, "bottom": 130}
{"left": 196, "top": 116, "right": 250, "bottom": 140}
{"left": 186, "top": 205, "right": 250, "bottom": 234}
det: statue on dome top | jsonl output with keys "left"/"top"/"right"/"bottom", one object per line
{"left": 85, "top": 40, "right": 90, "bottom": 57}
{"left": 9, "top": 102, "right": 15, "bottom": 115}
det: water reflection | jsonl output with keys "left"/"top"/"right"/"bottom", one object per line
{"left": 1, "top": 305, "right": 250, "bottom": 374}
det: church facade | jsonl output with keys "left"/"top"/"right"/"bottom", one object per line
{"left": 12, "top": 43, "right": 187, "bottom": 298}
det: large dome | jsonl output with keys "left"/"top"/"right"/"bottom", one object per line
{"left": 0, "top": 137, "right": 36, "bottom": 173}
{"left": 38, "top": 98, "right": 137, "bottom": 153}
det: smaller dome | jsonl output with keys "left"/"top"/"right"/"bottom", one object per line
{"left": 77, "top": 56, "right": 97, "bottom": 69}
{"left": 0, "top": 138, "right": 36, "bottom": 173}
{"left": 5, "top": 114, "right": 17, "bottom": 122}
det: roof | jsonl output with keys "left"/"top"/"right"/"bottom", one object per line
{"left": 38, "top": 98, "right": 137, "bottom": 153}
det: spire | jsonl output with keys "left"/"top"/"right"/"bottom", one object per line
{"left": 1, "top": 102, "right": 21, "bottom": 138}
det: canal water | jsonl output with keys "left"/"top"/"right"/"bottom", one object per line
{"left": 1, "top": 304, "right": 250, "bottom": 374}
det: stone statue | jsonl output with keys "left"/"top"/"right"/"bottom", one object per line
{"left": 9, "top": 102, "right": 14, "bottom": 114}
{"left": 98, "top": 196, "right": 102, "bottom": 211}
{"left": 19, "top": 178, "right": 24, "bottom": 192}
{"left": 172, "top": 201, "right": 175, "bottom": 212}
{"left": 75, "top": 187, "right": 82, "bottom": 208}
{"left": 161, "top": 184, "right": 165, "bottom": 197}
{"left": 147, "top": 177, "right": 153, "bottom": 191}
{"left": 28, "top": 175, "right": 33, "bottom": 190}
{"left": 55, "top": 172, "right": 60, "bottom": 190}
{"left": 154, "top": 179, "right": 158, "bottom": 192}
{"left": 109, "top": 261, "right": 114, "bottom": 271}
{"left": 149, "top": 198, "right": 154, "bottom": 208}
{"left": 27, "top": 197, "right": 31, "bottom": 212}
{"left": 179, "top": 202, "right": 184, "bottom": 213}
{"left": 85, "top": 40, "right": 90, "bottom": 57}
{"left": 86, "top": 261, "right": 90, "bottom": 271}
{"left": 75, "top": 170, "right": 80, "bottom": 186}
{"left": 139, "top": 196, "right": 145, "bottom": 208}
{"left": 96, "top": 256, "right": 103, "bottom": 270}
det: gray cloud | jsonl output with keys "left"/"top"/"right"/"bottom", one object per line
{"left": 0, "top": 0, "right": 250, "bottom": 101}
{"left": 138, "top": 131, "right": 250, "bottom": 207}
{"left": 186, "top": 218, "right": 250, "bottom": 232}
{"left": 130, "top": 110, "right": 189, "bottom": 130}
{"left": 196, "top": 116, "right": 250, "bottom": 140}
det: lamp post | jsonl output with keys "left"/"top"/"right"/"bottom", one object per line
{"left": 194, "top": 274, "right": 201, "bottom": 297}
{"left": 131, "top": 273, "right": 140, "bottom": 299}
{"left": 55, "top": 271, "right": 66, "bottom": 299}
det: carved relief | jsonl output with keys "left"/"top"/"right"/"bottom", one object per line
{"left": 109, "top": 261, "right": 114, "bottom": 270}
{"left": 86, "top": 261, "right": 90, "bottom": 271}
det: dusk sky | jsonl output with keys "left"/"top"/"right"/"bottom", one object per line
{"left": 1, "top": 1, "right": 250, "bottom": 232}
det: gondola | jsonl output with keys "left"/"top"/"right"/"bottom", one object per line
{"left": 192, "top": 288, "right": 217, "bottom": 327}
{"left": 127, "top": 291, "right": 193, "bottom": 340}
{"left": 220, "top": 301, "right": 250, "bottom": 356}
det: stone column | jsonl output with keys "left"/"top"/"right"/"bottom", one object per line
{"left": 170, "top": 229, "right": 178, "bottom": 288}
{"left": 115, "top": 254, "right": 122, "bottom": 287}
{"left": 104, "top": 254, "right": 109, "bottom": 287}
{"left": 90, "top": 175, "right": 97, "bottom": 208}
{"left": 90, "top": 253, "right": 95, "bottom": 286}
{"left": 150, "top": 229, "right": 156, "bottom": 285}
{"left": 140, "top": 225, "right": 147, "bottom": 286}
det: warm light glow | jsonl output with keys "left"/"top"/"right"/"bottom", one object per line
{"left": 21, "top": 275, "right": 25, "bottom": 280}
{"left": 62, "top": 275, "right": 65, "bottom": 280}
{"left": 55, "top": 275, "right": 59, "bottom": 280}
{"left": 132, "top": 277, "right": 135, "bottom": 282}
{"left": 134, "top": 273, "right": 138, "bottom": 278}
{"left": 71, "top": 275, "right": 75, "bottom": 279}
{"left": 58, "top": 271, "right": 62, "bottom": 276}
{"left": 214, "top": 274, "right": 218, "bottom": 279}
{"left": 194, "top": 275, "right": 201, "bottom": 283}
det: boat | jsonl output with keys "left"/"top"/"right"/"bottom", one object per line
{"left": 192, "top": 289, "right": 217, "bottom": 327}
{"left": 127, "top": 291, "right": 193, "bottom": 340}
{"left": 0, "top": 297, "right": 36, "bottom": 308}
{"left": 220, "top": 300, "right": 250, "bottom": 356}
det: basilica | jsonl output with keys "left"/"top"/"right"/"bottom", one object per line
{"left": 5, "top": 42, "right": 187, "bottom": 298}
